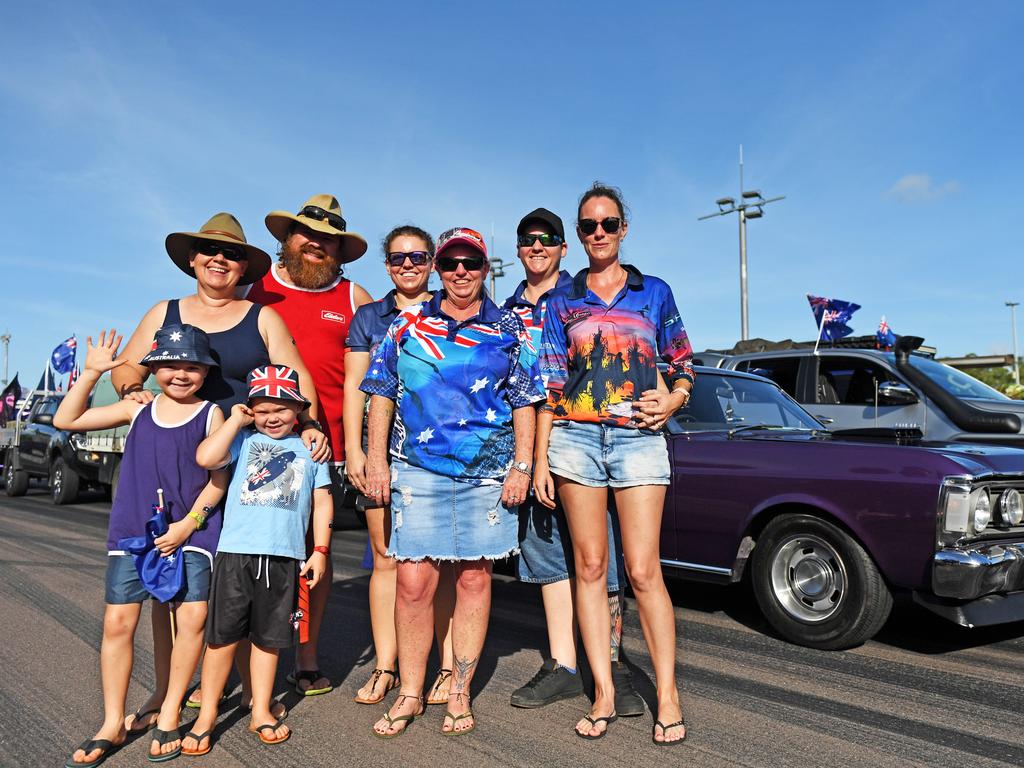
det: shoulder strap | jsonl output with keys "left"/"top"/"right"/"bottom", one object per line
{"left": 164, "top": 299, "right": 181, "bottom": 325}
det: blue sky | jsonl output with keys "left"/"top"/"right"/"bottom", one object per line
{"left": 1, "top": 1, "right": 1022, "bottom": 387}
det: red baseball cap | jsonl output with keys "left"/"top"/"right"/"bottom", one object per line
{"left": 436, "top": 227, "right": 487, "bottom": 258}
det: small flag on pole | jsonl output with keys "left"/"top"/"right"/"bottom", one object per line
{"left": 807, "top": 294, "right": 861, "bottom": 343}
{"left": 50, "top": 336, "right": 77, "bottom": 374}
{"left": 876, "top": 316, "right": 896, "bottom": 351}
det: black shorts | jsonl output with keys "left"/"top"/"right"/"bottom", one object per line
{"left": 206, "top": 553, "right": 298, "bottom": 649}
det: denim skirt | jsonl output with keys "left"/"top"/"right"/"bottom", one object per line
{"left": 388, "top": 459, "right": 518, "bottom": 562}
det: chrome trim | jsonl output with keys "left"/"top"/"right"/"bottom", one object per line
{"left": 659, "top": 558, "right": 732, "bottom": 576}
{"left": 932, "top": 540, "right": 1024, "bottom": 599}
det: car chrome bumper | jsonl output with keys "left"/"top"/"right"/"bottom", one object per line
{"left": 933, "top": 541, "right": 1024, "bottom": 599}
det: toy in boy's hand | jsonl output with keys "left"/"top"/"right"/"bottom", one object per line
{"left": 230, "top": 402, "right": 256, "bottom": 427}
{"left": 84, "top": 328, "right": 126, "bottom": 375}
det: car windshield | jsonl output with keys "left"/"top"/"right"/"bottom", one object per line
{"left": 669, "top": 374, "right": 823, "bottom": 433}
{"left": 892, "top": 354, "right": 1009, "bottom": 401}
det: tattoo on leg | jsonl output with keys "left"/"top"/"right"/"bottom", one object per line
{"left": 609, "top": 593, "right": 623, "bottom": 662}
{"left": 452, "top": 655, "right": 478, "bottom": 693}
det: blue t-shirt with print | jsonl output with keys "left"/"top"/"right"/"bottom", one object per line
{"left": 360, "top": 292, "right": 545, "bottom": 482}
{"left": 502, "top": 270, "right": 573, "bottom": 390}
{"left": 347, "top": 290, "right": 430, "bottom": 359}
{"left": 217, "top": 430, "right": 332, "bottom": 560}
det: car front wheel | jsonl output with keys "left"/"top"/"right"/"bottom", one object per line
{"left": 51, "top": 456, "right": 80, "bottom": 505}
{"left": 751, "top": 513, "right": 893, "bottom": 650}
{"left": 4, "top": 451, "right": 29, "bottom": 497}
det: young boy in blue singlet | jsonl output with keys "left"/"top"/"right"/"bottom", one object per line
{"left": 184, "top": 365, "right": 333, "bottom": 754}
{"left": 56, "top": 325, "right": 228, "bottom": 767}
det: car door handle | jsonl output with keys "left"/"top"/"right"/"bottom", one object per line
{"left": 814, "top": 415, "right": 835, "bottom": 424}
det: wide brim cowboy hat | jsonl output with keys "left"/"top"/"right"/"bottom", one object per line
{"left": 265, "top": 194, "right": 368, "bottom": 264}
{"left": 165, "top": 212, "right": 272, "bottom": 286}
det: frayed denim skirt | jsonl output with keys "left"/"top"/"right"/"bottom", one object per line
{"left": 388, "top": 458, "right": 518, "bottom": 562}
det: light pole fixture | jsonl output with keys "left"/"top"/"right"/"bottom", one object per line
{"left": 699, "top": 146, "right": 784, "bottom": 341}
{"left": 1007, "top": 301, "right": 1021, "bottom": 386}
{"left": 488, "top": 257, "right": 508, "bottom": 299}
{"left": 0, "top": 333, "right": 9, "bottom": 388}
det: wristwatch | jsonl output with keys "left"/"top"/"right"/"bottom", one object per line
{"left": 299, "top": 419, "right": 324, "bottom": 432}
{"left": 510, "top": 461, "right": 532, "bottom": 476}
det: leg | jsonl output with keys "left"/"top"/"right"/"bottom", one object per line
{"left": 427, "top": 563, "right": 456, "bottom": 703}
{"left": 127, "top": 601, "right": 171, "bottom": 725}
{"left": 248, "top": 644, "right": 289, "bottom": 742}
{"left": 295, "top": 558, "right": 332, "bottom": 693}
{"left": 357, "top": 506, "right": 399, "bottom": 702}
{"left": 543, "top": 579, "right": 577, "bottom": 668}
{"left": 181, "top": 641, "right": 236, "bottom": 754}
{"left": 613, "top": 484, "right": 685, "bottom": 744}
{"left": 442, "top": 560, "right": 492, "bottom": 733}
{"left": 558, "top": 478, "right": 616, "bottom": 737}
{"left": 373, "top": 560, "right": 439, "bottom": 736}
{"left": 152, "top": 600, "right": 207, "bottom": 756}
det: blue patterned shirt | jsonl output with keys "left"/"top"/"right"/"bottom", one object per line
{"left": 360, "top": 292, "right": 545, "bottom": 481}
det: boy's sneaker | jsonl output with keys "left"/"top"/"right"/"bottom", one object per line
{"left": 612, "top": 660, "right": 645, "bottom": 717}
{"left": 510, "top": 659, "right": 584, "bottom": 708}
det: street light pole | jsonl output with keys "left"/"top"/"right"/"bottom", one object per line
{"left": 0, "top": 333, "right": 9, "bottom": 388}
{"left": 1007, "top": 301, "right": 1021, "bottom": 386}
{"left": 699, "top": 145, "right": 784, "bottom": 341}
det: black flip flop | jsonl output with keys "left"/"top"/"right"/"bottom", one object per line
{"left": 576, "top": 713, "right": 618, "bottom": 740}
{"left": 146, "top": 728, "right": 182, "bottom": 762}
{"left": 652, "top": 718, "right": 687, "bottom": 746}
{"left": 64, "top": 738, "right": 120, "bottom": 768}
{"left": 127, "top": 707, "right": 160, "bottom": 735}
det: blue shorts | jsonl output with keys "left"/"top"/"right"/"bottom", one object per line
{"left": 547, "top": 421, "right": 670, "bottom": 488}
{"left": 517, "top": 499, "right": 624, "bottom": 589}
{"left": 105, "top": 551, "right": 212, "bottom": 604}
{"left": 389, "top": 459, "right": 518, "bottom": 562}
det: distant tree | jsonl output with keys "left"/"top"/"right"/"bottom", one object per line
{"left": 956, "top": 356, "right": 1021, "bottom": 395}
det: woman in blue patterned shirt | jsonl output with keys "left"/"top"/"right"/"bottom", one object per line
{"left": 361, "top": 227, "right": 545, "bottom": 737}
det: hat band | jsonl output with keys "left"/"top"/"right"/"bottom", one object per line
{"left": 199, "top": 229, "right": 245, "bottom": 242}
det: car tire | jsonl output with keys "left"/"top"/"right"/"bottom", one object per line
{"left": 751, "top": 513, "right": 893, "bottom": 650}
{"left": 50, "top": 456, "right": 80, "bottom": 505}
{"left": 4, "top": 450, "right": 29, "bottom": 497}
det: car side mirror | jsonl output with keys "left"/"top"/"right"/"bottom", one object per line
{"left": 33, "top": 413, "right": 53, "bottom": 426}
{"left": 878, "top": 381, "right": 918, "bottom": 405}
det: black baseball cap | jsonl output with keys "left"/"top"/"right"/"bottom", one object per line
{"left": 516, "top": 208, "right": 565, "bottom": 241}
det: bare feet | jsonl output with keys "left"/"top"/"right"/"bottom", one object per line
{"left": 372, "top": 693, "right": 424, "bottom": 737}
{"left": 124, "top": 699, "right": 161, "bottom": 734}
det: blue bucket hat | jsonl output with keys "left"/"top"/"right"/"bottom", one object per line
{"left": 139, "top": 323, "right": 218, "bottom": 368}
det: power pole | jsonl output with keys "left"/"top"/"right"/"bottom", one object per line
{"left": 0, "top": 333, "right": 10, "bottom": 388}
{"left": 1008, "top": 301, "right": 1021, "bottom": 386}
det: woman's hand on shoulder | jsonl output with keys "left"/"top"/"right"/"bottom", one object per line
{"left": 121, "top": 388, "right": 155, "bottom": 405}
{"left": 301, "top": 425, "right": 331, "bottom": 463}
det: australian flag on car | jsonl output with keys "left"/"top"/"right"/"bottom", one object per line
{"left": 50, "top": 336, "right": 77, "bottom": 375}
{"left": 807, "top": 294, "right": 860, "bottom": 342}
{"left": 876, "top": 316, "right": 896, "bottom": 351}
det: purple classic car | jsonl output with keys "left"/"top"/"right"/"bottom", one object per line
{"left": 661, "top": 367, "right": 1024, "bottom": 649}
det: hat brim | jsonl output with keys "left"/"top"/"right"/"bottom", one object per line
{"left": 165, "top": 232, "right": 272, "bottom": 286}
{"left": 139, "top": 351, "right": 219, "bottom": 368}
{"left": 265, "top": 211, "right": 368, "bottom": 264}
{"left": 246, "top": 391, "right": 310, "bottom": 407}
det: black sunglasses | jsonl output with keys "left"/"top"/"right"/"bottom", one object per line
{"left": 517, "top": 233, "right": 564, "bottom": 248}
{"left": 386, "top": 251, "right": 432, "bottom": 267}
{"left": 577, "top": 217, "right": 622, "bottom": 235}
{"left": 437, "top": 254, "right": 486, "bottom": 272}
{"left": 299, "top": 205, "right": 347, "bottom": 232}
{"left": 195, "top": 241, "right": 247, "bottom": 262}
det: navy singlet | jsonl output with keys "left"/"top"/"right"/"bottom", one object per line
{"left": 163, "top": 299, "right": 271, "bottom": 413}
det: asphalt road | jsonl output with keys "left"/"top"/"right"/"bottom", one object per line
{"left": 3, "top": 486, "right": 1024, "bottom": 768}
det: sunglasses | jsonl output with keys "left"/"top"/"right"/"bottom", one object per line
{"left": 299, "top": 205, "right": 347, "bottom": 232}
{"left": 437, "top": 254, "right": 486, "bottom": 272}
{"left": 195, "top": 241, "right": 247, "bottom": 262}
{"left": 577, "top": 217, "right": 622, "bottom": 235}
{"left": 517, "top": 233, "right": 564, "bottom": 248}
{"left": 386, "top": 251, "right": 432, "bottom": 267}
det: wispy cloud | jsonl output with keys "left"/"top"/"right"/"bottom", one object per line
{"left": 885, "top": 173, "right": 960, "bottom": 203}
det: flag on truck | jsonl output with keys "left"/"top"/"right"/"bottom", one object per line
{"left": 876, "top": 316, "right": 896, "bottom": 351}
{"left": 807, "top": 294, "right": 860, "bottom": 342}
{"left": 50, "top": 336, "right": 77, "bottom": 374}
{"left": 0, "top": 374, "right": 20, "bottom": 427}
{"left": 68, "top": 365, "right": 80, "bottom": 389}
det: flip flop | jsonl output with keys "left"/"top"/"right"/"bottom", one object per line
{"left": 180, "top": 730, "right": 212, "bottom": 757}
{"left": 252, "top": 718, "right": 290, "bottom": 746}
{"left": 372, "top": 694, "right": 424, "bottom": 739}
{"left": 354, "top": 668, "right": 399, "bottom": 705}
{"left": 576, "top": 713, "right": 617, "bottom": 740}
{"left": 146, "top": 728, "right": 182, "bottom": 763}
{"left": 286, "top": 669, "right": 333, "bottom": 696}
{"left": 652, "top": 718, "right": 687, "bottom": 745}
{"left": 64, "top": 738, "right": 121, "bottom": 768}
{"left": 442, "top": 709, "right": 476, "bottom": 736}
{"left": 126, "top": 707, "right": 160, "bottom": 735}
{"left": 426, "top": 668, "right": 452, "bottom": 705}
{"left": 183, "top": 690, "right": 228, "bottom": 710}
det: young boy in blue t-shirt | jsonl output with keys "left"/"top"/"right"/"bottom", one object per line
{"left": 185, "top": 365, "right": 333, "bottom": 754}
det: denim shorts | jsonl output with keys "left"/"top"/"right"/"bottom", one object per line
{"left": 105, "top": 551, "right": 212, "bottom": 604}
{"left": 547, "top": 420, "right": 670, "bottom": 488}
{"left": 517, "top": 498, "right": 624, "bottom": 589}
{"left": 388, "top": 459, "right": 518, "bottom": 562}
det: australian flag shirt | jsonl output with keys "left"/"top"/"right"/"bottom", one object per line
{"left": 217, "top": 429, "right": 331, "bottom": 560}
{"left": 360, "top": 292, "right": 545, "bottom": 483}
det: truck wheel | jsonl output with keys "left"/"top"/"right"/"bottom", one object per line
{"left": 4, "top": 451, "right": 28, "bottom": 497}
{"left": 50, "top": 456, "right": 80, "bottom": 505}
{"left": 751, "top": 514, "right": 893, "bottom": 650}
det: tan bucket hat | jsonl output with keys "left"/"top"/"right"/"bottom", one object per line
{"left": 265, "top": 194, "right": 368, "bottom": 264}
{"left": 165, "top": 212, "right": 272, "bottom": 286}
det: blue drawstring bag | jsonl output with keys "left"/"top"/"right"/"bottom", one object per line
{"left": 116, "top": 505, "right": 184, "bottom": 603}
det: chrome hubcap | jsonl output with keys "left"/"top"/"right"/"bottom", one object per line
{"left": 53, "top": 466, "right": 62, "bottom": 496}
{"left": 769, "top": 534, "right": 846, "bottom": 623}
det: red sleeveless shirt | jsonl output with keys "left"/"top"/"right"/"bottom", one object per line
{"left": 247, "top": 265, "right": 355, "bottom": 464}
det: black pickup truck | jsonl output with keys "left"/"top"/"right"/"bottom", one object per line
{"left": 2, "top": 394, "right": 106, "bottom": 504}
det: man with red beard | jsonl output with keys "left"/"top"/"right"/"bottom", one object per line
{"left": 246, "top": 194, "right": 372, "bottom": 696}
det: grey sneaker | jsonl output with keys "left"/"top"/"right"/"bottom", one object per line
{"left": 510, "top": 659, "right": 584, "bottom": 708}
{"left": 612, "top": 660, "right": 645, "bottom": 717}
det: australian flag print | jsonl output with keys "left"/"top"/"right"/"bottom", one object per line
{"left": 241, "top": 441, "right": 304, "bottom": 510}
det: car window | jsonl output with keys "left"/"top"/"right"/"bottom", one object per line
{"left": 816, "top": 358, "right": 892, "bottom": 405}
{"left": 905, "top": 356, "right": 1010, "bottom": 401}
{"left": 735, "top": 357, "right": 800, "bottom": 397}
{"left": 670, "top": 374, "right": 821, "bottom": 432}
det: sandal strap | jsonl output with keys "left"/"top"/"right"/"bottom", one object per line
{"left": 78, "top": 739, "right": 114, "bottom": 752}
{"left": 294, "top": 669, "right": 323, "bottom": 682}
{"left": 444, "top": 711, "right": 474, "bottom": 723}
{"left": 655, "top": 719, "right": 686, "bottom": 731}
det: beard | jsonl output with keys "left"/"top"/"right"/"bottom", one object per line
{"left": 279, "top": 237, "right": 342, "bottom": 289}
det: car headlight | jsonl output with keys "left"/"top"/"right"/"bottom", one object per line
{"left": 999, "top": 489, "right": 1023, "bottom": 526}
{"left": 972, "top": 490, "right": 992, "bottom": 533}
